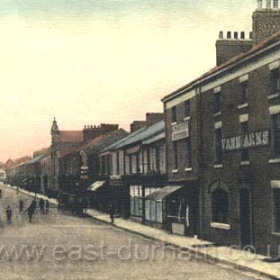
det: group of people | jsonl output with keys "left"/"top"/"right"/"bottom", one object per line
{"left": 4, "top": 198, "right": 50, "bottom": 224}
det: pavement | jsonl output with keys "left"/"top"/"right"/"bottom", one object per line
{"left": 5, "top": 183, "right": 280, "bottom": 280}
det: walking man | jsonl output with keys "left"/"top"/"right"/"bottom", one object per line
{"left": 39, "top": 198, "right": 45, "bottom": 214}
{"left": 45, "top": 200, "right": 50, "bottom": 214}
{"left": 19, "top": 199, "right": 24, "bottom": 212}
{"left": 26, "top": 202, "right": 35, "bottom": 223}
{"left": 6, "top": 206, "right": 12, "bottom": 224}
{"left": 109, "top": 203, "right": 115, "bottom": 224}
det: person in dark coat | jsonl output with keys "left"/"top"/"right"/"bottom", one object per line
{"left": 25, "top": 202, "right": 35, "bottom": 223}
{"left": 6, "top": 206, "right": 12, "bottom": 224}
{"left": 45, "top": 200, "right": 50, "bottom": 214}
{"left": 19, "top": 199, "right": 24, "bottom": 212}
{"left": 109, "top": 203, "right": 115, "bottom": 224}
{"left": 39, "top": 198, "right": 45, "bottom": 214}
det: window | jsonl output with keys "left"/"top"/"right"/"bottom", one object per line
{"left": 273, "top": 188, "right": 280, "bottom": 232}
{"left": 173, "top": 141, "right": 178, "bottom": 170}
{"left": 215, "top": 128, "right": 223, "bottom": 164}
{"left": 136, "top": 153, "right": 140, "bottom": 173}
{"left": 130, "top": 185, "right": 143, "bottom": 217}
{"left": 128, "top": 155, "right": 132, "bottom": 174}
{"left": 185, "top": 137, "right": 192, "bottom": 168}
{"left": 212, "top": 188, "right": 229, "bottom": 224}
{"left": 214, "top": 92, "right": 221, "bottom": 114}
{"left": 241, "top": 122, "right": 249, "bottom": 161}
{"left": 155, "top": 146, "right": 160, "bottom": 173}
{"left": 271, "top": 113, "right": 280, "bottom": 158}
{"left": 239, "top": 81, "right": 248, "bottom": 104}
{"left": 270, "top": 68, "right": 280, "bottom": 96}
{"left": 116, "top": 151, "right": 120, "bottom": 174}
{"left": 147, "top": 148, "right": 151, "bottom": 173}
{"left": 184, "top": 100, "right": 191, "bottom": 118}
{"left": 171, "top": 106, "right": 177, "bottom": 123}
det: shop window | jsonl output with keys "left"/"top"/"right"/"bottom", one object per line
{"left": 214, "top": 92, "right": 221, "bottom": 114}
{"left": 185, "top": 137, "right": 192, "bottom": 168}
{"left": 184, "top": 100, "right": 191, "bottom": 118}
{"left": 173, "top": 141, "right": 178, "bottom": 170}
{"left": 271, "top": 113, "right": 280, "bottom": 158}
{"left": 239, "top": 81, "right": 248, "bottom": 104}
{"left": 215, "top": 128, "right": 223, "bottom": 164}
{"left": 171, "top": 106, "right": 177, "bottom": 123}
{"left": 241, "top": 122, "right": 249, "bottom": 161}
{"left": 212, "top": 187, "right": 229, "bottom": 224}
{"left": 270, "top": 68, "right": 280, "bottom": 96}
{"left": 130, "top": 185, "right": 143, "bottom": 217}
{"left": 273, "top": 188, "right": 280, "bottom": 232}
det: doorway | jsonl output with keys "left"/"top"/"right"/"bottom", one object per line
{"left": 239, "top": 188, "right": 252, "bottom": 248}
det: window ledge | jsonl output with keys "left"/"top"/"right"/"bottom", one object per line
{"left": 268, "top": 93, "right": 280, "bottom": 100}
{"left": 211, "top": 222, "right": 231, "bottom": 230}
{"left": 172, "top": 169, "right": 179, "bottom": 173}
{"left": 269, "top": 158, "right": 280, "bottom": 164}
{"left": 240, "top": 161, "right": 250, "bottom": 166}
{"left": 213, "top": 111, "right": 221, "bottom": 117}
{"left": 237, "top": 103, "right": 248, "bottom": 109}
{"left": 171, "top": 122, "right": 177, "bottom": 126}
{"left": 213, "top": 164, "right": 223, "bottom": 169}
{"left": 183, "top": 116, "right": 191, "bottom": 121}
{"left": 185, "top": 167, "right": 192, "bottom": 172}
{"left": 272, "top": 231, "right": 280, "bottom": 237}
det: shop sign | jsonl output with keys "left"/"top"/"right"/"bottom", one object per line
{"left": 222, "top": 130, "right": 269, "bottom": 151}
{"left": 172, "top": 121, "right": 189, "bottom": 141}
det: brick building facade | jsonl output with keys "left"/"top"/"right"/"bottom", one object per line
{"left": 162, "top": 1, "right": 280, "bottom": 256}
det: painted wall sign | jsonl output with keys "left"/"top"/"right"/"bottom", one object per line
{"left": 172, "top": 121, "right": 189, "bottom": 141}
{"left": 222, "top": 130, "right": 269, "bottom": 151}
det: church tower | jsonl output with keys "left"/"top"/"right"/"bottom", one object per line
{"left": 51, "top": 117, "right": 59, "bottom": 145}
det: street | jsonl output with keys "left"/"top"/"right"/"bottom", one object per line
{"left": 0, "top": 185, "right": 268, "bottom": 280}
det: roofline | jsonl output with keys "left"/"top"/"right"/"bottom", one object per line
{"left": 162, "top": 35, "right": 280, "bottom": 103}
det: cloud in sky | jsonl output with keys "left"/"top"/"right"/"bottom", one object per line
{"left": 0, "top": 0, "right": 256, "bottom": 162}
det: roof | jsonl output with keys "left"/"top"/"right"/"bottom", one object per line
{"left": 25, "top": 154, "right": 45, "bottom": 165}
{"left": 102, "top": 120, "right": 165, "bottom": 152}
{"left": 146, "top": 186, "right": 182, "bottom": 201}
{"left": 61, "top": 129, "right": 128, "bottom": 157}
{"left": 59, "top": 130, "right": 83, "bottom": 143}
{"left": 162, "top": 29, "right": 280, "bottom": 102}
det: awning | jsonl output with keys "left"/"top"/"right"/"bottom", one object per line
{"left": 145, "top": 185, "right": 182, "bottom": 201}
{"left": 87, "top": 181, "right": 107, "bottom": 192}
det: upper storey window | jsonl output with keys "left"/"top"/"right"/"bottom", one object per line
{"left": 171, "top": 106, "right": 177, "bottom": 124}
{"left": 269, "top": 61, "right": 280, "bottom": 96}
{"left": 213, "top": 86, "right": 221, "bottom": 115}
{"left": 184, "top": 100, "right": 191, "bottom": 118}
{"left": 239, "top": 81, "right": 248, "bottom": 104}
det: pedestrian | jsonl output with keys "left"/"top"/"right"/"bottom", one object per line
{"left": 25, "top": 202, "right": 35, "bottom": 223}
{"left": 0, "top": 189, "right": 2, "bottom": 198}
{"left": 39, "top": 198, "right": 45, "bottom": 214}
{"left": 31, "top": 199, "right": 37, "bottom": 214}
{"left": 6, "top": 206, "right": 12, "bottom": 224}
{"left": 45, "top": 200, "right": 49, "bottom": 214}
{"left": 109, "top": 203, "right": 114, "bottom": 224}
{"left": 19, "top": 199, "right": 24, "bottom": 212}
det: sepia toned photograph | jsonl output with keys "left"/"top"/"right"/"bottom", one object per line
{"left": 0, "top": 0, "right": 280, "bottom": 279}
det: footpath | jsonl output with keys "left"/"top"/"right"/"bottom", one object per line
{"left": 4, "top": 184, "right": 280, "bottom": 280}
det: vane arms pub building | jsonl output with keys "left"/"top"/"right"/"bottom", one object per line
{"left": 162, "top": 1, "right": 280, "bottom": 256}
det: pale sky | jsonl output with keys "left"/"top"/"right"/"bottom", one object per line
{"left": 0, "top": 0, "right": 256, "bottom": 162}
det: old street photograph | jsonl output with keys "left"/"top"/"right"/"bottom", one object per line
{"left": 1, "top": 0, "right": 280, "bottom": 279}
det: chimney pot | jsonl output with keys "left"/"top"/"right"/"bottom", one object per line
{"left": 219, "top": 31, "right": 223, "bottom": 39}
{"left": 240, "top": 31, "right": 245, "bottom": 39}
{"left": 227, "top": 31, "right": 231, "bottom": 39}
{"left": 234, "top": 31, "right": 238, "bottom": 39}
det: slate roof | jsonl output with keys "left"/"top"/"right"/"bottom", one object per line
{"left": 59, "top": 130, "right": 83, "bottom": 143}
{"left": 25, "top": 154, "right": 45, "bottom": 165}
{"left": 162, "top": 29, "right": 280, "bottom": 102}
{"left": 101, "top": 120, "right": 165, "bottom": 153}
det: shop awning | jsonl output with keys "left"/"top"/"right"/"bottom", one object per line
{"left": 87, "top": 181, "right": 107, "bottom": 192}
{"left": 145, "top": 185, "right": 182, "bottom": 201}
